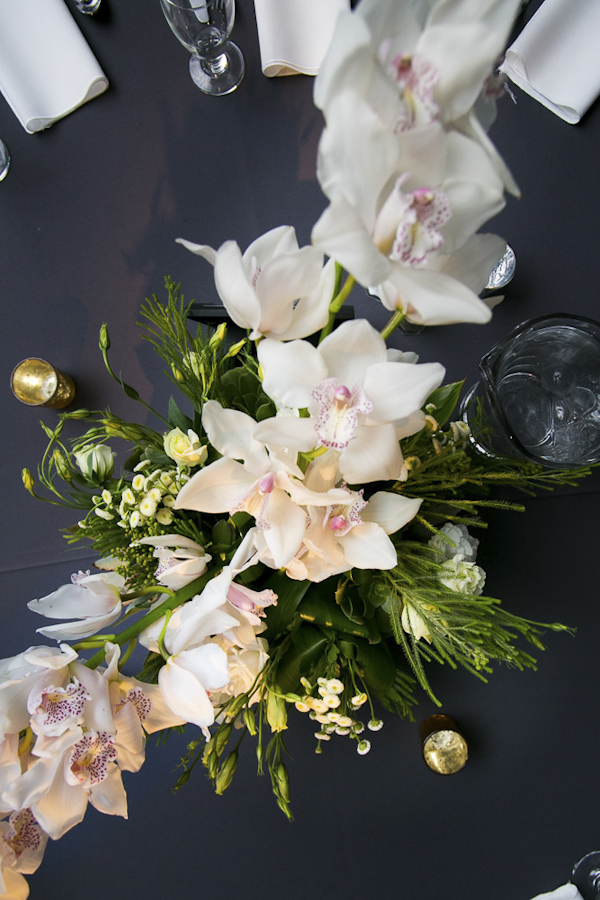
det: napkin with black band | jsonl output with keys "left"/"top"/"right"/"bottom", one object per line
{"left": 500, "top": 0, "right": 600, "bottom": 124}
{"left": 0, "top": 0, "right": 108, "bottom": 133}
{"left": 253, "top": 0, "right": 350, "bottom": 77}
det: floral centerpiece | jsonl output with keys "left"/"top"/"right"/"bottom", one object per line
{"left": 0, "top": 0, "right": 591, "bottom": 896}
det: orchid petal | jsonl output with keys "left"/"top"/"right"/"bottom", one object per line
{"left": 261, "top": 490, "right": 308, "bottom": 569}
{"left": 89, "top": 765, "right": 128, "bottom": 819}
{"left": 338, "top": 423, "right": 404, "bottom": 484}
{"left": 258, "top": 339, "right": 327, "bottom": 409}
{"left": 338, "top": 522, "right": 398, "bottom": 570}
{"left": 254, "top": 415, "right": 317, "bottom": 453}
{"left": 202, "top": 401, "right": 269, "bottom": 473}
{"left": 319, "top": 319, "right": 387, "bottom": 388}
{"left": 32, "top": 772, "right": 88, "bottom": 841}
{"left": 363, "top": 491, "right": 422, "bottom": 534}
{"left": 363, "top": 360, "right": 445, "bottom": 422}
{"left": 173, "top": 457, "right": 255, "bottom": 513}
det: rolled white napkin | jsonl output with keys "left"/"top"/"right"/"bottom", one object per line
{"left": 253, "top": 0, "right": 350, "bottom": 77}
{"left": 530, "top": 883, "right": 584, "bottom": 900}
{"left": 0, "top": 0, "right": 108, "bottom": 134}
{"left": 500, "top": 0, "right": 600, "bottom": 124}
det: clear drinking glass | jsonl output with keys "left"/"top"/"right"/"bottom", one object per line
{"left": 461, "top": 314, "right": 600, "bottom": 467}
{"left": 159, "top": 0, "right": 244, "bottom": 96}
{"left": 0, "top": 139, "right": 10, "bottom": 181}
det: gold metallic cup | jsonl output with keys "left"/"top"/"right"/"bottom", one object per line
{"left": 10, "top": 358, "right": 76, "bottom": 409}
{"left": 421, "top": 714, "right": 468, "bottom": 775}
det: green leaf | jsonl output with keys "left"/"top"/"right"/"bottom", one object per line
{"left": 425, "top": 381, "right": 464, "bottom": 427}
{"left": 275, "top": 626, "right": 328, "bottom": 693}
{"left": 298, "top": 589, "right": 375, "bottom": 641}
{"left": 354, "top": 639, "right": 397, "bottom": 695}
{"left": 168, "top": 396, "right": 193, "bottom": 432}
{"left": 263, "top": 575, "right": 312, "bottom": 640}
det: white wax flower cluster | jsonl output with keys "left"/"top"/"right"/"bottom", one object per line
{"left": 89, "top": 460, "right": 190, "bottom": 530}
{"left": 295, "top": 677, "right": 380, "bottom": 755}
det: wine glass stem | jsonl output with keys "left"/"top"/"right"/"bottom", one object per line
{"left": 203, "top": 52, "right": 229, "bottom": 76}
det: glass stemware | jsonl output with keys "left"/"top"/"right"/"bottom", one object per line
{"left": 159, "top": 0, "right": 244, "bottom": 96}
{"left": 0, "top": 139, "right": 10, "bottom": 181}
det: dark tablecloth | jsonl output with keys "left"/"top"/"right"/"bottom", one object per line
{"left": 0, "top": 2, "right": 599, "bottom": 898}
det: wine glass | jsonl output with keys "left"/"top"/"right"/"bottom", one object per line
{"left": 159, "top": 0, "right": 245, "bottom": 96}
{"left": 0, "top": 139, "right": 10, "bottom": 181}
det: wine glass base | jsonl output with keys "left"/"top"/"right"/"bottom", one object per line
{"left": 0, "top": 139, "right": 10, "bottom": 182}
{"left": 189, "top": 42, "right": 245, "bottom": 95}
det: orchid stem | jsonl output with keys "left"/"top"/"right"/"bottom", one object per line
{"left": 319, "top": 274, "right": 356, "bottom": 342}
{"left": 380, "top": 309, "right": 407, "bottom": 341}
{"left": 84, "top": 569, "right": 215, "bottom": 670}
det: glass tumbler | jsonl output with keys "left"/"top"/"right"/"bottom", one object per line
{"left": 461, "top": 314, "right": 600, "bottom": 467}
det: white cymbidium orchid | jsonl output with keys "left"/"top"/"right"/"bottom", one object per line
{"left": 254, "top": 319, "right": 444, "bottom": 485}
{"left": 0, "top": 646, "right": 135, "bottom": 842}
{"left": 0, "top": 808, "right": 48, "bottom": 900}
{"left": 312, "top": 90, "right": 507, "bottom": 326}
{"left": 314, "top": 0, "right": 521, "bottom": 194}
{"left": 173, "top": 401, "right": 350, "bottom": 569}
{"left": 134, "top": 534, "right": 212, "bottom": 591}
{"left": 27, "top": 571, "right": 125, "bottom": 642}
{"left": 275, "top": 452, "right": 422, "bottom": 582}
{"left": 177, "top": 225, "right": 336, "bottom": 341}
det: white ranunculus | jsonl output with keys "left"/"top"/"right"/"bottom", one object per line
{"left": 163, "top": 427, "right": 207, "bottom": 467}
{"left": 439, "top": 557, "right": 486, "bottom": 595}
{"left": 177, "top": 225, "right": 336, "bottom": 341}
{"left": 429, "top": 522, "right": 479, "bottom": 562}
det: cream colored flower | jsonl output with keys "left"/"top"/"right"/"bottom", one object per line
{"left": 163, "top": 428, "right": 207, "bottom": 468}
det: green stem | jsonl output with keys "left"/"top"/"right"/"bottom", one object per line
{"left": 84, "top": 569, "right": 216, "bottom": 669}
{"left": 319, "top": 274, "right": 356, "bottom": 342}
{"left": 380, "top": 309, "right": 407, "bottom": 341}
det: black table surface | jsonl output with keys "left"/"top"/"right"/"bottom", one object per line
{"left": 1, "top": 2, "right": 599, "bottom": 898}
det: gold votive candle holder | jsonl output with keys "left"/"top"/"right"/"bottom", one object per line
{"left": 10, "top": 358, "right": 76, "bottom": 409}
{"left": 421, "top": 714, "right": 468, "bottom": 775}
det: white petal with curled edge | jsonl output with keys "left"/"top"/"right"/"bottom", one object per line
{"left": 318, "top": 319, "right": 387, "bottom": 389}
{"left": 213, "top": 240, "right": 263, "bottom": 331}
{"left": 159, "top": 644, "right": 230, "bottom": 728}
{"left": 338, "top": 423, "right": 404, "bottom": 485}
{"left": 339, "top": 522, "right": 398, "bottom": 570}
{"left": 362, "top": 491, "right": 423, "bottom": 535}
{"left": 363, "top": 360, "right": 445, "bottom": 423}
{"left": 202, "top": 401, "right": 269, "bottom": 473}
{"left": 256, "top": 246, "right": 324, "bottom": 335}
{"left": 275, "top": 258, "right": 337, "bottom": 342}
{"left": 258, "top": 338, "right": 326, "bottom": 409}
{"left": 262, "top": 489, "right": 309, "bottom": 570}
{"left": 173, "top": 458, "right": 255, "bottom": 514}
{"left": 31, "top": 767, "right": 88, "bottom": 840}
{"left": 89, "top": 765, "right": 128, "bottom": 819}
{"left": 28, "top": 580, "right": 119, "bottom": 621}
{"left": 0, "top": 867, "right": 30, "bottom": 900}
{"left": 70, "top": 663, "right": 114, "bottom": 735}
{"left": 176, "top": 237, "right": 217, "bottom": 266}
{"left": 254, "top": 415, "right": 317, "bottom": 454}
{"left": 34, "top": 606, "right": 122, "bottom": 642}
{"left": 312, "top": 193, "right": 392, "bottom": 289}
{"left": 380, "top": 264, "right": 492, "bottom": 326}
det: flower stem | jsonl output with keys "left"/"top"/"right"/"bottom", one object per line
{"left": 319, "top": 274, "right": 356, "bottom": 342}
{"left": 84, "top": 569, "right": 215, "bottom": 669}
{"left": 380, "top": 309, "right": 407, "bottom": 341}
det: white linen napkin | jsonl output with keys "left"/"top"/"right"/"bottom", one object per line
{"left": 253, "top": 0, "right": 350, "bottom": 77}
{"left": 0, "top": 0, "right": 108, "bottom": 134}
{"left": 500, "top": 0, "right": 600, "bottom": 124}
{"left": 530, "top": 883, "right": 584, "bottom": 900}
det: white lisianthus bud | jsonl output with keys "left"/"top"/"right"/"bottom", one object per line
{"left": 74, "top": 444, "right": 115, "bottom": 482}
{"left": 163, "top": 428, "right": 208, "bottom": 467}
